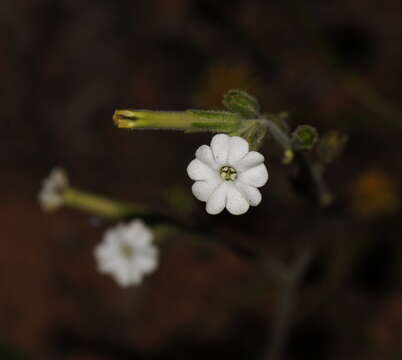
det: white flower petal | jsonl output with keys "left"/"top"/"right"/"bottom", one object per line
{"left": 94, "top": 220, "right": 158, "bottom": 287}
{"left": 206, "top": 182, "right": 228, "bottom": 215}
{"left": 238, "top": 163, "right": 268, "bottom": 187}
{"left": 188, "top": 134, "right": 268, "bottom": 215}
{"left": 235, "top": 182, "right": 262, "bottom": 206}
{"left": 187, "top": 159, "right": 215, "bottom": 181}
{"left": 235, "top": 151, "right": 265, "bottom": 172}
{"left": 127, "top": 272, "right": 142, "bottom": 286}
{"left": 125, "top": 222, "right": 153, "bottom": 246}
{"left": 38, "top": 167, "right": 69, "bottom": 211}
{"left": 97, "top": 258, "right": 123, "bottom": 274}
{"left": 113, "top": 266, "right": 134, "bottom": 287}
{"left": 94, "top": 244, "right": 115, "bottom": 262}
{"left": 126, "top": 220, "right": 149, "bottom": 236}
{"left": 134, "top": 253, "right": 158, "bottom": 272}
{"left": 211, "top": 133, "right": 230, "bottom": 165}
{"left": 226, "top": 184, "right": 250, "bottom": 215}
{"left": 192, "top": 180, "right": 221, "bottom": 201}
{"left": 227, "top": 136, "right": 249, "bottom": 164}
{"left": 195, "top": 145, "right": 218, "bottom": 170}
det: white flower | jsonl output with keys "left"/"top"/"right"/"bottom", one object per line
{"left": 94, "top": 220, "right": 159, "bottom": 287}
{"left": 187, "top": 134, "right": 268, "bottom": 215}
{"left": 38, "top": 167, "right": 69, "bottom": 211}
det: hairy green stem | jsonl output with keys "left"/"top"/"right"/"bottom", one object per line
{"left": 63, "top": 187, "right": 150, "bottom": 219}
{"left": 61, "top": 185, "right": 259, "bottom": 260}
{"left": 263, "top": 117, "right": 292, "bottom": 150}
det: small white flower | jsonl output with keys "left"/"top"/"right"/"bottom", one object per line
{"left": 94, "top": 220, "right": 159, "bottom": 287}
{"left": 187, "top": 134, "right": 268, "bottom": 215}
{"left": 38, "top": 167, "right": 69, "bottom": 211}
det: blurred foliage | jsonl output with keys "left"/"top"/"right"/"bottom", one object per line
{"left": 351, "top": 170, "right": 400, "bottom": 217}
{"left": 0, "top": 344, "right": 24, "bottom": 360}
{"left": 165, "top": 187, "right": 196, "bottom": 217}
{"left": 195, "top": 63, "right": 261, "bottom": 108}
{"left": 316, "top": 131, "right": 348, "bottom": 165}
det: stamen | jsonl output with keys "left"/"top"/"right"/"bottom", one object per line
{"left": 220, "top": 166, "right": 237, "bottom": 181}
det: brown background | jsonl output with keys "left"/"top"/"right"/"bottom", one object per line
{"left": 1, "top": 0, "right": 402, "bottom": 359}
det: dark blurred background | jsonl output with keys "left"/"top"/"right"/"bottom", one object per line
{"left": 1, "top": 0, "right": 402, "bottom": 359}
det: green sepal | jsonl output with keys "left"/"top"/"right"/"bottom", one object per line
{"left": 291, "top": 125, "right": 318, "bottom": 151}
{"left": 187, "top": 109, "right": 239, "bottom": 120}
{"left": 222, "top": 89, "right": 260, "bottom": 118}
{"left": 233, "top": 120, "right": 268, "bottom": 151}
{"left": 186, "top": 109, "right": 241, "bottom": 132}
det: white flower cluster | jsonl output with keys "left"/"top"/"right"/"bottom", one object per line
{"left": 187, "top": 134, "right": 268, "bottom": 215}
{"left": 38, "top": 167, "right": 69, "bottom": 211}
{"left": 95, "top": 220, "right": 159, "bottom": 287}
{"left": 41, "top": 134, "right": 268, "bottom": 288}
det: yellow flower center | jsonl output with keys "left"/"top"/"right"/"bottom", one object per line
{"left": 120, "top": 244, "right": 134, "bottom": 258}
{"left": 220, "top": 166, "right": 237, "bottom": 181}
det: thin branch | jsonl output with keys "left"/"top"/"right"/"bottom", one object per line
{"left": 263, "top": 246, "right": 314, "bottom": 360}
{"left": 63, "top": 186, "right": 259, "bottom": 262}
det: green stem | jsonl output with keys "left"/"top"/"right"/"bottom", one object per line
{"left": 63, "top": 187, "right": 257, "bottom": 260}
{"left": 266, "top": 118, "right": 293, "bottom": 163}
{"left": 63, "top": 187, "right": 150, "bottom": 219}
{"left": 264, "top": 246, "right": 314, "bottom": 360}
{"left": 262, "top": 117, "right": 292, "bottom": 150}
{"left": 113, "top": 109, "right": 292, "bottom": 155}
{"left": 113, "top": 107, "right": 332, "bottom": 207}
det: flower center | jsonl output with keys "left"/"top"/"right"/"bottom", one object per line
{"left": 120, "top": 244, "right": 134, "bottom": 258}
{"left": 220, "top": 166, "right": 237, "bottom": 181}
